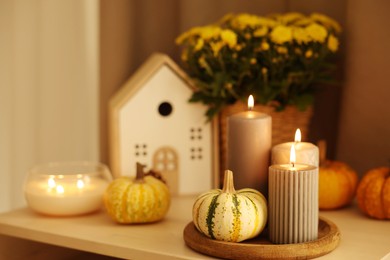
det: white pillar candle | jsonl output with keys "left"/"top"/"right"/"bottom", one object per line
{"left": 227, "top": 95, "right": 272, "bottom": 195}
{"left": 268, "top": 145, "right": 318, "bottom": 244}
{"left": 271, "top": 129, "right": 319, "bottom": 167}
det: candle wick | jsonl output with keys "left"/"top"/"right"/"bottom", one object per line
{"left": 292, "top": 162, "right": 295, "bottom": 168}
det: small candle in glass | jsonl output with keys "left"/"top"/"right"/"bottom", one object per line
{"left": 24, "top": 161, "right": 112, "bottom": 216}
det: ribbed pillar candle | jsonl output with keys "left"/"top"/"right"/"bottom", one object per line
{"left": 268, "top": 164, "right": 318, "bottom": 244}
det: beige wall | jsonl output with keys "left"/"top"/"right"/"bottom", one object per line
{"left": 337, "top": 0, "right": 390, "bottom": 174}
{"left": 99, "top": 0, "right": 135, "bottom": 165}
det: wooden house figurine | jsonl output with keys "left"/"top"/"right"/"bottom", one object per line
{"left": 109, "top": 53, "right": 217, "bottom": 196}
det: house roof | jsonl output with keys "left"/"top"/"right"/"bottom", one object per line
{"left": 109, "top": 53, "right": 195, "bottom": 112}
{"left": 108, "top": 52, "right": 196, "bottom": 177}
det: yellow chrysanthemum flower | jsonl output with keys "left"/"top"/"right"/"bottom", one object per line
{"left": 270, "top": 25, "right": 293, "bottom": 44}
{"left": 235, "top": 45, "right": 243, "bottom": 51}
{"left": 176, "top": 26, "right": 206, "bottom": 44}
{"left": 305, "top": 49, "right": 313, "bottom": 58}
{"left": 175, "top": 30, "right": 192, "bottom": 45}
{"left": 293, "top": 18, "right": 313, "bottom": 27}
{"left": 218, "top": 13, "right": 235, "bottom": 24}
{"left": 231, "top": 13, "right": 262, "bottom": 30}
{"left": 327, "top": 34, "right": 339, "bottom": 52}
{"left": 305, "top": 23, "right": 327, "bottom": 43}
{"left": 198, "top": 55, "right": 207, "bottom": 69}
{"left": 311, "top": 13, "right": 342, "bottom": 33}
{"left": 261, "top": 41, "right": 270, "bottom": 51}
{"left": 210, "top": 41, "right": 224, "bottom": 57}
{"left": 221, "top": 29, "right": 237, "bottom": 48}
{"left": 277, "top": 46, "right": 288, "bottom": 54}
{"left": 271, "top": 12, "right": 305, "bottom": 25}
{"left": 231, "top": 14, "right": 277, "bottom": 29}
{"left": 200, "top": 26, "right": 221, "bottom": 40}
{"left": 292, "top": 27, "right": 311, "bottom": 44}
{"left": 253, "top": 27, "right": 268, "bottom": 37}
{"left": 194, "top": 38, "right": 204, "bottom": 51}
{"left": 257, "top": 17, "right": 278, "bottom": 28}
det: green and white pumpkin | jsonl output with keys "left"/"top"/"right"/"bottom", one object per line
{"left": 192, "top": 170, "right": 267, "bottom": 242}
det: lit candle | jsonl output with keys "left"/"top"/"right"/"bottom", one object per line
{"left": 268, "top": 145, "right": 319, "bottom": 244}
{"left": 271, "top": 128, "right": 319, "bottom": 167}
{"left": 227, "top": 95, "right": 272, "bottom": 195}
{"left": 24, "top": 162, "right": 111, "bottom": 216}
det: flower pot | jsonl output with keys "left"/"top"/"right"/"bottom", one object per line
{"left": 218, "top": 102, "right": 313, "bottom": 187}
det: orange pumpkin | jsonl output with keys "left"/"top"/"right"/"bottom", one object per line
{"left": 319, "top": 160, "right": 358, "bottom": 210}
{"left": 356, "top": 167, "right": 390, "bottom": 219}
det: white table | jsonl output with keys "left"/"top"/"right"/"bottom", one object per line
{"left": 0, "top": 196, "right": 389, "bottom": 259}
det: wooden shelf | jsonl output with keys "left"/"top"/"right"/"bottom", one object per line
{"left": 0, "top": 196, "right": 389, "bottom": 259}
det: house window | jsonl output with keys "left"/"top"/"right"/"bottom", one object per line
{"left": 134, "top": 143, "right": 148, "bottom": 157}
{"left": 190, "top": 127, "right": 202, "bottom": 140}
{"left": 190, "top": 147, "right": 203, "bottom": 160}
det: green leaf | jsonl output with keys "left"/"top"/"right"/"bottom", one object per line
{"left": 293, "top": 94, "right": 314, "bottom": 111}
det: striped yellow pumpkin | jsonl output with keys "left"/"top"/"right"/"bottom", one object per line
{"left": 193, "top": 170, "right": 267, "bottom": 242}
{"left": 103, "top": 163, "right": 170, "bottom": 224}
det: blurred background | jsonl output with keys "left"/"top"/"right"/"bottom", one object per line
{"left": 1, "top": 0, "right": 389, "bottom": 211}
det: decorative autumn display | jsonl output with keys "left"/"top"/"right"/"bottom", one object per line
{"left": 318, "top": 141, "right": 358, "bottom": 210}
{"left": 356, "top": 166, "right": 390, "bottom": 220}
{"left": 103, "top": 163, "right": 170, "bottom": 224}
{"left": 192, "top": 170, "right": 267, "bottom": 242}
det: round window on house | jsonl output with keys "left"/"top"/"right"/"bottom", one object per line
{"left": 158, "top": 101, "right": 173, "bottom": 117}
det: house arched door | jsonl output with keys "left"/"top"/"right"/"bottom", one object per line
{"left": 153, "top": 146, "right": 179, "bottom": 195}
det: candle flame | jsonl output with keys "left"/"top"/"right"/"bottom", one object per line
{"left": 56, "top": 185, "right": 64, "bottom": 194}
{"left": 47, "top": 177, "right": 56, "bottom": 188}
{"left": 290, "top": 144, "right": 296, "bottom": 167}
{"left": 294, "top": 128, "right": 302, "bottom": 142}
{"left": 248, "top": 95, "right": 254, "bottom": 110}
{"left": 77, "top": 179, "right": 85, "bottom": 189}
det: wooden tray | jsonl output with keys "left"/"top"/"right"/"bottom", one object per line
{"left": 183, "top": 216, "right": 340, "bottom": 260}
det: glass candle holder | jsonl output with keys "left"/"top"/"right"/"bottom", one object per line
{"left": 24, "top": 161, "right": 112, "bottom": 216}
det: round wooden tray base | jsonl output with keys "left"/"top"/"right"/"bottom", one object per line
{"left": 183, "top": 216, "right": 340, "bottom": 260}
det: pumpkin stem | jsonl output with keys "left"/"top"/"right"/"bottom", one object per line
{"left": 317, "top": 140, "right": 327, "bottom": 167}
{"left": 136, "top": 162, "right": 146, "bottom": 182}
{"left": 222, "top": 170, "right": 236, "bottom": 194}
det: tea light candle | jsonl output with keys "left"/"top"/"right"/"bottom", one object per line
{"left": 268, "top": 145, "right": 318, "bottom": 244}
{"left": 227, "top": 95, "right": 272, "bottom": 194}
{"left": 271, "top": 128, "right": 319, "bottom": 167}
{"left": 24, "top": 162, "right": 111, "bottom": 216}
